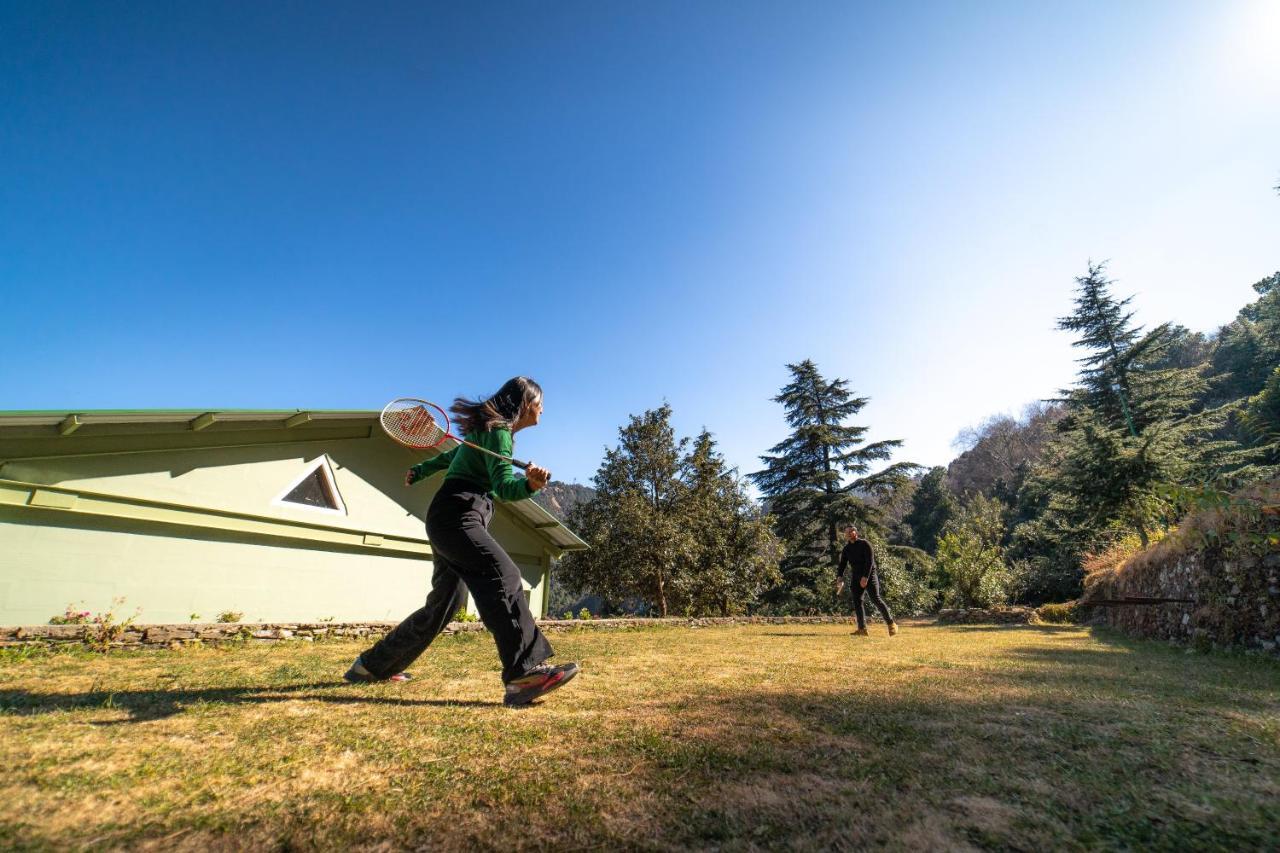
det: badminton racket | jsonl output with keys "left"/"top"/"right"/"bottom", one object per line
{"left": 380, "top": 398, "right": 530, "bottom": 470}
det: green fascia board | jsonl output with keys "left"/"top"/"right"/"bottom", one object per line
{"left": 0, "top": 477, "right": 431, "bottom": 558}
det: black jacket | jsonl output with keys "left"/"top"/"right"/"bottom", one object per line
{"left": 838, "top": 539, "right": 875, "bottom": 581}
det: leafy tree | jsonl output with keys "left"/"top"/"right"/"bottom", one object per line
{"left": 749, "top": 360, "right": 918, "bottom": 613}
{"left": 934, "top": 495, "right": 1013, "bottom": 608}
{"left": 948, "top": 405, "right": 1064, "bottom": 500}
{"left": 874, "top": 543, "right": 939, "bottom": 615}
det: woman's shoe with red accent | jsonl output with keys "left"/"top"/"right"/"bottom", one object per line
{"left": 504, "top": 662, "right": 580, "bottom": 706}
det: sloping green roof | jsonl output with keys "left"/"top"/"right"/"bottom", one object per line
{"left": 0, "top": 409, "right": 588, "bottom": 552}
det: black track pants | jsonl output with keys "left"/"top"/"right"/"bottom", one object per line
{"left": 360, "top": 481, "right": 554, "bottom": 684}
{"left": 853, "top": 572, "right": 894, "bottom": 629}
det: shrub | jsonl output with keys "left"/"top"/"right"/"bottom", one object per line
{"left": 86, "top": 597, "right": 141, "bottom": 651}
{"left": 1036, "top": 601, "right": 1081, "bottom": 624}
{"left": 577, "top": 608, "right": 593, "bottom": 621}
{"left": 216, "top": 611, "right": 244, "bottom": 624}
{"left": 49, "top": 603, "right": 91, "bottom": 625}
{"left": 452, "top": 608, "right": 478, "bottom": 623}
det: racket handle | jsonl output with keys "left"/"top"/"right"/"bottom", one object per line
{"left": 460, "top": 438, "right": 530, "bottom": 471}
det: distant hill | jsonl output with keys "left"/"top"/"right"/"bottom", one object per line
{"left": 533, "top": 481, "right": 596, "bottom": 521}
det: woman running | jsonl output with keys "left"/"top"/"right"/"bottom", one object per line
{"left": 344, "top": 376, "right": 579, "bottom": 706}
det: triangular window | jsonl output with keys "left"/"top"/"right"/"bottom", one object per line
{"left": 273, "top": 456, "right": 347, "bottom": 515}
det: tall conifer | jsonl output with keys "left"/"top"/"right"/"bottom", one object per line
{"left": 750, "top": 360, "right": 917, "bottom": 612}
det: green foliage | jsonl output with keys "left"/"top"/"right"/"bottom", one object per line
{"left": 903, "top": 467, "right": 955, "bottom": 553}
{"left": 876, "top": 544, "right": 939, "bottom": 616}
{"left": 216, "top": 611, "right": 243, "bottom": 624}
{"left": 1159, "top": 482, "right": 1280, "bottom": 555}
{"left": 1045, "top": 263, "right": 1242, "bottom": 547}
{"left": 48, "top": 603, "right": 91, "bottom": 625}
{"left": 675, "top": 431, "right": 783, "bottom": 616}
{"left": 451, "top": 608, "right": 478, "bottom": 623}
{"left": 1238, "top": 365, "right": 1280, "bottom": 464}
{"left": 750, "top": 359, "right": 918, "bottom": 613}
{"left": 934, "top": 496, "right": 1014, "bottom": 608}
{"left": 578, "top": 608, "right": 593, "bottom": 621}
{"left": 559, "top": 405, "right": 783, "bottom": 617}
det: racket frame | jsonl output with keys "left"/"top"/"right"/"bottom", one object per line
{"left": 380, "top": 398, "right": 530, "bottom": 471}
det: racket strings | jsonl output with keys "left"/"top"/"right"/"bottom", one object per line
{"left": 383, "top": 403, "right": 448, "bottom": 448}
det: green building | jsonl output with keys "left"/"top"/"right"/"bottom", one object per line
{"left": 0, "top": 410, "right": 586, "bottom": 626}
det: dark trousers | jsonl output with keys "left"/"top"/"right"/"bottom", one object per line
{"left": 852, "top": 572, "right": 894, "bottom": 629}
{"left": 360, "top": 481, "right": 554, "bottom": 684}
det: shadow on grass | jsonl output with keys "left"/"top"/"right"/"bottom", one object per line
{"left": 630, "top": 636, "right": 1280, "bottom": 850}
{"left": 943, "top": 623, "right": 1086, "bottom": 634}
{"left": 0, "top": 681, "right": 499, "bottom": 722}
{"left": 758, "top": 631, "right": 830, "bottom": 637}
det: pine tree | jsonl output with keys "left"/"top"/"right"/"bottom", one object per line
{"left": 676, "top": 430, "right": 783, "bottom": 615}
{"left": 559, "top": 410, "right": 784, "bottom": 617}
{"left": 1051, "top": 263, "right": 1233, "bottom": 545}
{"left": 904, "top": 466, "right": 956, "bottom": 554}
{"left": 750, "top": 359, "right": 918, "bottom": 613}
{"left": 557, "top": 405, "right": 691, "bottom": 616}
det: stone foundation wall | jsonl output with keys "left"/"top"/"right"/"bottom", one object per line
{"left": 0, "top": 615, "right": 857, "bottom": 650}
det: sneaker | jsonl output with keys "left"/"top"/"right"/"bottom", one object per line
{"left": 888, "top": 622, "right": 899, "bottom": 637}
{"left": 852, "top": 627, "right": 869, "bottom": 637}
{"left": 504, "top": 662, "right": 580, "bottom": 707}
{"left": 343, "top": 656, "right": 412, "bottom": 683}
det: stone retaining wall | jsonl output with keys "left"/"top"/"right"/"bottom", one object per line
{"left": 1089, "top": 546, "right": 1280, "bottom": 654}
{"left": 0, "top": 615, "right": 857, "bottom": 650}
{"left": 935, "top": 607, "right": 1040, "bottom": 625}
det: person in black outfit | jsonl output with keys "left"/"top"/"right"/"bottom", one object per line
{"left": 836, "top": 524, "right": 898, "bottom": 637}
{"left": 344, "top": 377, "right": 579, "bottom": 707}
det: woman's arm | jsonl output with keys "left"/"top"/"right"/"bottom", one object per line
{"left": 483, "top": 429, "right": 540, "bottom": 502}
{"left": 406, "top": 445, "right": 458, "bottom": 486}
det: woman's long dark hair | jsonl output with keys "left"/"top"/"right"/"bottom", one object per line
{"left": 451, "top": 376, "right": 543, "bottom": 436}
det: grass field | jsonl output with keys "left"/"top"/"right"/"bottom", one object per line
{"left": 2, "top": 622, "right": 1278, "bottom": 851}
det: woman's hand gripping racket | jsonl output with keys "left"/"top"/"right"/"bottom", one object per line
{"left": 380, "top": 398, "right": 531, "bottom": 470}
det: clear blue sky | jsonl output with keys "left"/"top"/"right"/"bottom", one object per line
{"left": 2, "top": 1, "right": 1277, "bottom": 487}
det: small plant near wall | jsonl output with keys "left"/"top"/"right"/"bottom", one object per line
{"left": 577, "top": 608, "right": 593, "bottom": 621}
{"left": 317, "top": 616, "right": 335, "bottom": 623}
{"left": 216, "top": 611, "right": 244, "bottom": 623}
{"left": 87, "top": 597, "right": 141, "bottom": 651}
{"left": 189, "top": 613, "right": 202, "bottom": 622}
{"left": 452, "top": 608, "right": 478, "bottom": 623}
{"left": 49, "top": 603, "right": 91, "bottom": 625}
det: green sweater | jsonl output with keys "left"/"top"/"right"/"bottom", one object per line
{"left": 407, "top": 427, "right": 538, "bottom": 503}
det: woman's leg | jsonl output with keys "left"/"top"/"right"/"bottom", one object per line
{"left": 429, "top": 511, "right": 553, "bottom": 684}
{"left": 357, "top": 558, "right": 468, "bottom": 679}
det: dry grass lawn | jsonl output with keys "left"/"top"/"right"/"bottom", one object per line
{"left": 2, "top": 622, "right": 1278, "bottom": 851}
